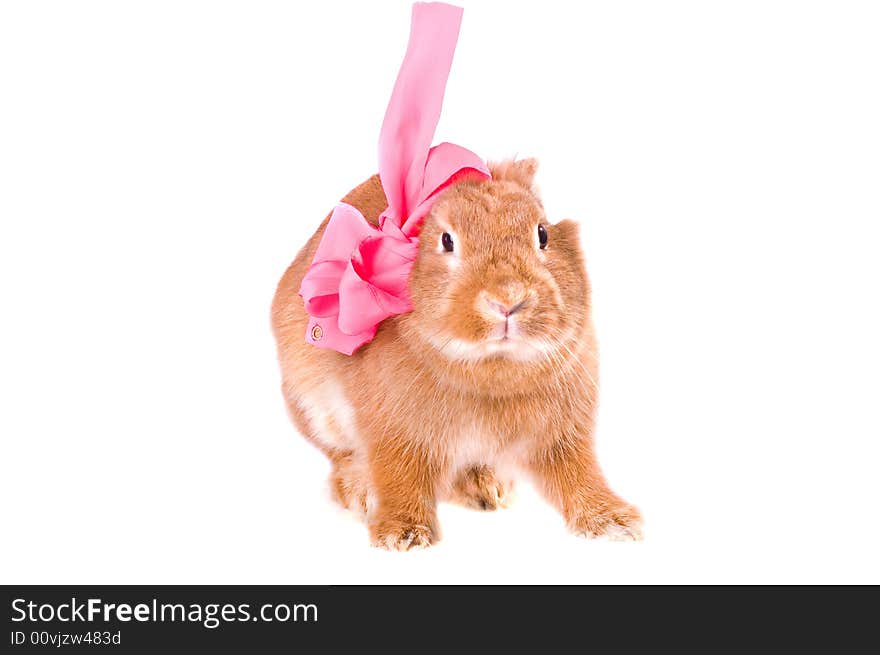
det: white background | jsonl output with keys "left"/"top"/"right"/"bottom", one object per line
{"left": 2, "top": 0, "right": 879, "bottom": 584}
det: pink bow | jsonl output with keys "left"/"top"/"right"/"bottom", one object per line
{"left": 298, "top": 2, "right": 490, "bottom": 355}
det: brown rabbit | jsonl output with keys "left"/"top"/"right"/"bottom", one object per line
{"left": 271, "top": 158, "right": 642, "bottom": 549}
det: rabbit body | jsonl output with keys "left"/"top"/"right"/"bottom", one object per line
{"left": 271, "top": 160, "right": 642, "bottom": 549}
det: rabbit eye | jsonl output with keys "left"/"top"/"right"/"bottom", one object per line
{"left": 441, "top": 232, "right": 455, "bottom": 252}
{"left": 538, "top": 224, "right": 548, "bottom": 249}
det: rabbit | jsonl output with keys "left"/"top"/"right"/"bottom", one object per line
{"left": 271, "top": 158, "right": 642, "bottom": 549}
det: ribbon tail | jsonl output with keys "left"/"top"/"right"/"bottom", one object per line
{"left": 378, "top": 3, "right": 465, "bottom": 226}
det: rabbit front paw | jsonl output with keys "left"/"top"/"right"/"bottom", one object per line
{"left": 569, "top": 502, "right": 643, "bottom": 541}
{"left": 370, "top": 518, "right": 438, "bottom": 551}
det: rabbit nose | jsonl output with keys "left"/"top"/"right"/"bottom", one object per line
{"left": 483, "top": 296, "right": 526, "bottom": 318}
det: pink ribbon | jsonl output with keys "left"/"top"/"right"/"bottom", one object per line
{"left": 298, "top": 2, "right": 490, "bottom": 355}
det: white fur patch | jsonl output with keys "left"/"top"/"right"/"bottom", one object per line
{"left": 364, "top": 490, "right": 378, "bottom": 521}
{"left": 424, "top": 331, "right": 548, "bottom": 363}
{"left": 448, "top": 429, "right": 495, "bottom": 474}
{"left": 299, "top": 377, "right": 357, "bottom": 451}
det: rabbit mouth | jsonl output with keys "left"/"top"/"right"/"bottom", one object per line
{"left": 488, "top": 313, "right": 523, "bottom": 341}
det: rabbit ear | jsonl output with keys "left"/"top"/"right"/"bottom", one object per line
{"left": 489, "top": 158, "right": 539, "bottom": 190}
